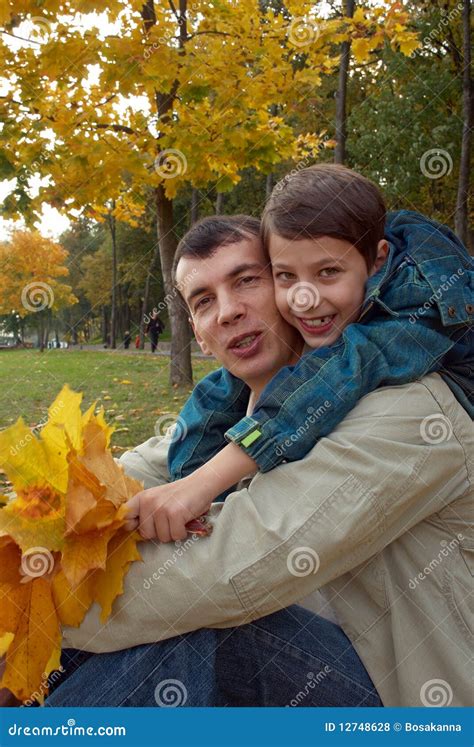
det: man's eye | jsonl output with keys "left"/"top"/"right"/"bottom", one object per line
{"left": 239, "top": 275, "right": 259, "bottom": 285}
{"left": 195, "top": 297, "right": 211, "bottom": 310}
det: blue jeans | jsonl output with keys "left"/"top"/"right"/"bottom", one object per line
{"left": 45, "top": 606, "right": 382, "bottom": 707}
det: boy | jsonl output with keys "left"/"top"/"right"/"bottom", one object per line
{"left": 125, "top": 165, "right": 473, "bottom": 541}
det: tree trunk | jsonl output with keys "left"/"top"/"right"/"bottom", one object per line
{"left": 156, "top": 185, "right": 193, "bottom": 387}
{"left": 140, "top": 245, "right": 160, "bottom": 349}
{"left": 141, "top": 0, "right": 192, "bottom": 384}
{"left": 102, "top": 306, "right": 108, "bottom": 344}
{"left": 215, "top": 191, "right": 224, "bottom": 214}
{"left": 191, "top": 187, "right": 199, "bottom": 224}
{"left": 334, "top": 0, "right": 355, "bottom": 165}
{"left": 454, "top": 0, "right": 472, "bottom": 251}
{"left": 266, "top": 173, "right": 274, "bottom": 199}
{"left": 108, "top": 204, "right": 118, "bottom": 348}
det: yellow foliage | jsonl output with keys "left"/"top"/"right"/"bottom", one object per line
{"left": 0, "top": 385, "right": 144, "bottom": 702}
{"left": 0, "top": 231, "right": 78, "bottom": 318}
{"left": 0, "top": 0, "right": 418, "bottom": 216}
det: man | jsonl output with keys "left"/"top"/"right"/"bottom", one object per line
{"left": 146, "top": 312, "right": 165, "bottom": 353}
{"left": 49, "top": 216, "right": 472, "bottom": 707}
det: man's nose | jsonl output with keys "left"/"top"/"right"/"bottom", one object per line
{"left": 216, "top": 293, "right": 246, "bottom": 325}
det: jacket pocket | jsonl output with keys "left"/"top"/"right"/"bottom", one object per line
{"left": 414, "top": 255, "right": 473, "bottom": 327}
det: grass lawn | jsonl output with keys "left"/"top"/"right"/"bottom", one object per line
{"left": 0, "top": 349, "right": 219, "bottom": 455}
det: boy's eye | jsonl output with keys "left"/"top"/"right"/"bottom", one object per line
{"left": 275, "top": 271, "right": 296, "bottom": 281}
{"left": 319, "top": 267, "right": 340, "bottom": 278}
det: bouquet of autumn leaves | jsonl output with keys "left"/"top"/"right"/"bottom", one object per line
{"left": 0, "top": 385, "right": 145, "bottom": 702}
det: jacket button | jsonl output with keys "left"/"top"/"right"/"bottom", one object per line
{"left": 448, "top": 306, "right": 456, "bottom": 317}
{"left": 466, "top": 304, "right": 474, "bottom": 314}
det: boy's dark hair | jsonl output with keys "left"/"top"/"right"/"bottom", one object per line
{"left": 261, "top": 164, "right": 386, "bottom": 269}
{"left": 172, "top": 214, "right": 261, "bottom": 284}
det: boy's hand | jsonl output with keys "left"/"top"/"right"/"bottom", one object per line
{"left": 124, "top": 476, "right": 213, "bottom": 543}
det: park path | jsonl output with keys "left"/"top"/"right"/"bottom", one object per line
{"left": 64, "top": 342, "right": 211, "bottom": 359}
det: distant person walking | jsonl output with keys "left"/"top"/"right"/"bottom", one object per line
{"left": 145, "top": 312, "right": 164, "bottom": 353}
{"left": 123, "top": 330, "right": 131, "bottom": 350}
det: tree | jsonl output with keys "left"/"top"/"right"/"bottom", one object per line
{"left": 0, "top": 0, "right": 417, "bottom": 383}
{"left": 334, "top": 0, "right": 355, "bottom": 164}
{"left": 454, "top": 0, "right": 471, "bottom": 247}
{"left": 346, "top": 1, "right": 469, "bottom": 236}
{"left": 0, "top": 231, "right": 77, "bottom": 350}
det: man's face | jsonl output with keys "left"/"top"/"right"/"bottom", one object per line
{"left": 175, "top": 236, "right": 303, "bottom": 387}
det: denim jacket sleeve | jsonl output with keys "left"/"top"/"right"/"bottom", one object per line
{"left": 224, "top": 211, "right": 474, "bottom": 472}
{"left": 167, "top": 366, "right": 250, "bottom": 488}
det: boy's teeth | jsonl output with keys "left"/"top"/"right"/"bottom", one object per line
{"left": 303, "top": 315, "right": 333, "bottom": 328}
{"left": 235, "top": 334, "right": 257, "bottom": 348}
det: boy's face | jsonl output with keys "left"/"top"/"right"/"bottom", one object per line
{"left": 269, "top": 234, "right": 387, "bottom": 349}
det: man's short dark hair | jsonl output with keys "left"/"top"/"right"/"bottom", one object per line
{"left": 172, "top": 214, "right": 261, "bottom": 284}
{"left": 261, "top": 164, "right": 386, "bottom": 269}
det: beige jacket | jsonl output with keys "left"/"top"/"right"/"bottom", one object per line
{"left": 63, "top": 374, "right": 473, "bottom": 707}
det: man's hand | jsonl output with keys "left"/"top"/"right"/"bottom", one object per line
{"left": 124, "top": 476, "right": 213, "bottom": 543}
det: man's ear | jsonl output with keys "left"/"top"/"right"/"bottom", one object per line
{"left": 370, "top": 239, "right": 389, "bottom": 276}
{"left": 190, "top": 316, "right": 212, "bottom": 356}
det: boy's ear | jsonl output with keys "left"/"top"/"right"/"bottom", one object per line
{"left": 189, "top": 316, "right": 212, "bottom": 356}
{"left": 370, "top": 239, "right": 389, "bottom": 276}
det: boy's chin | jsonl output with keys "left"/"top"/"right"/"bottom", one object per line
{"left": 301, "top": 330, "right": 343, "bottom": 349}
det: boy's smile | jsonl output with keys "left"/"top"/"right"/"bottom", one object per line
{"left": 269, "top": 234, "right": 388, "bottom": 348}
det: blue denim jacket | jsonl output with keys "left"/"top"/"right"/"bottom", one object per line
{"left": 169, "top": 211, "right": 473, "bottom": 486}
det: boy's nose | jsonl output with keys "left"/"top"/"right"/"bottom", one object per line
{"left": 287, "top": 281, "right": 321, "bottom": 313}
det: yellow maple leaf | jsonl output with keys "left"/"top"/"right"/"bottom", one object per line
{"left": 91, "top": 528, "right": 142, "bottom": 622}
{"left": 1, "top": 578, "right": 60, "bottom": 702}
{"left": 51, "top": 570, "right": 94, "bottom": 628}
{"left": 397, "top": 34, "right": 420, "bottom": 57}
{"left": 351, "top": 37, "right": 371, "bottom": 63}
